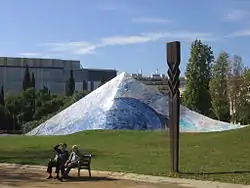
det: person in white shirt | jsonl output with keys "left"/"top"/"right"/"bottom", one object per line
{"left": 59, "top": 145, "right": 80, "bottom": 180}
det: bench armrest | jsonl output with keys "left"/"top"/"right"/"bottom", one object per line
{"left": 83, "top": 153, "right": 92, "bottom": 157}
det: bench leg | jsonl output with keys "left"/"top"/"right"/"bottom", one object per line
{"left": 78, "top": 168, "right": 80, "bottom": 177}
{"left": 88, "top": 168, "right": 91, "bottom": 178}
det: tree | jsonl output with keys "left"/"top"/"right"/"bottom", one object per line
{"left": 19, "top": 88, "right": 36, "bottom": 123}
{"left": 66, "top": 70, "right": 75, "bottom": 96}
{"left": 4, "top": 87, "right": 79, "bottom": 133}
{"left": 31, "top": 72, "right": 36, "bottom": 88}
{"left": 0, "top": 104, "right": 12, "bottom": 131}
{"left": 182, "top": 40, "right": 214, "bottom": 116}
{"left": 33, "top": 92, "right": 65, "bottom": 120}
{"left": 82, "top": 80, "right": 87, "bottom": 91}
{"left": 22, "top": 65, "right": 32, "bottom": 90}
{"left": 11, "top": 113, "right": 20, "bottom": 133}
{"left": 227, "top": 55, "right": 244, "bottom": 123}
{"left": 234, "top": 68, "right": 250, "bottom": 124}
{"left": 72, "top": 90, "right": 90, "bottom": 102}
{"left": 0, "top": 85, "right": 4, "bottom": 106}
{"left": 5, "top": 92, "right": 21, "bottom": 117}
{"left": 41, "top": 85, "right": 50, "bottom": 94}
{"left": 209, "top": 51, "right": 230, "bottom": 121}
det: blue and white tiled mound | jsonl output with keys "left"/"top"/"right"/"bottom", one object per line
{"left": 27, "top": 72, "right": 247, "bottom": 136}
{"left": 179, "top": 106, "right": 246, "bottom": 132}
{"left": 98, "top": 97, "right": 164, "bottom": 130}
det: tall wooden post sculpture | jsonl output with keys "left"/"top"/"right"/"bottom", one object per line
{"left": 167, "top": 41, "right": 181, "bottom": 173}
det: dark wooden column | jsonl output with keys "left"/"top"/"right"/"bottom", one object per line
{"left": 167, "top": 41, "right": 181, "bottom": 173}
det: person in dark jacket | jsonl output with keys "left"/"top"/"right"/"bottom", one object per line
{"left": 46, "top": 143, "right": 69, "bottom": 179}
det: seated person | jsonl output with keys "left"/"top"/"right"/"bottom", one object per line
{"left": 46, "top": 143, "right": 69, "bottom": 179}
{"left": 59, "top": 145, "right": 80, "bottom": 180}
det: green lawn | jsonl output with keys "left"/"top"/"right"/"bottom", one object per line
{"left": 0, "top": 128, "right": 250, "bottom": 184}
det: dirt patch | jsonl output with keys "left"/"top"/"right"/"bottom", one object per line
{"left": 0, "top": 165, "right": 186, "bottom": 188}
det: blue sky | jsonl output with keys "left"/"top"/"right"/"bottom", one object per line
{"left": 1, "top": 0, "right": 250, "bottom": 76}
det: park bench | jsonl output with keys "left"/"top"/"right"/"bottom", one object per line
{"left": 48, "top": 150, "right": 92, "bottom": 178}
{"left": 76, "top": 153, "right": 92, "bottom": 177}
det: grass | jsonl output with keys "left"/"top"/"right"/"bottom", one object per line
{"left": 1, "top": 128, "right": 250, "bottom": 184}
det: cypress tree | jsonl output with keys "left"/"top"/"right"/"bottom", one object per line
{"left": 82, "top": 80, "right": 87, "bottom": 91}
{"left": 22, "top": 65, "right": 32, "bottom": 90}
{"left": 209, "top": 51, "right": 230, "bottom": 121}
{"left": 0, "top": 85, "right": 4, "bottom": 106}
{"left": 182, "top": 40, "right": 214, "bottom": 116}
{"left": 66, "top": 70, "right": 75, "bottom": 96}
{"left": 31, "top": 72, "right": 36, "bottom": 88}
{"left": 12, "top": 114, "right": 16, "bottom": 132}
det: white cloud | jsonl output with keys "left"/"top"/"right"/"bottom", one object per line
{"left": 132, "top": 17, "right": 171, "bottom": 24}
{"left": 42, "top": 31, "right": 216, "bottom": 55}
{"left": 100, "top": 32, "right": 168, "bottom": 45}
{"left": 44, "top": 42, "right": 97, "bottom": 54}
{"left": 225, "top": 10, "right": 248, "bottom": 21}
{"left": 226, "top": 29, "right": 250, "bottom": 37}
{"left": 19, "top": 52, "right": 40, "bottom": 57}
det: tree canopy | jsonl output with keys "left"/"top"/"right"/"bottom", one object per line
{"left": 182, "top": 40, "right": 214, "bottom": 116}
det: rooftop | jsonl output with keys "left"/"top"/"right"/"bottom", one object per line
{"left": 0, "top": 56, "right": 79, "bottom": 62}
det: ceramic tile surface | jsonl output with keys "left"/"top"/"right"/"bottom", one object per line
{"left": 26, "top": 72, "right": 247, "bottom": 136}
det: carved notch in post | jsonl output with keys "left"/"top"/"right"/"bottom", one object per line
{"left": 167, "top": 41, "right": 181, "bottom": 173}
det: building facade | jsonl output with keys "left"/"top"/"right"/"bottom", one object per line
{"left": 131, "top": 72, "right": 186, "bottom": 95}
{"left": 0, "top": 57, "right": 117, "bottom": 95}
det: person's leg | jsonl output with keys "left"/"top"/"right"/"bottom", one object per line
{"left": 60, "top": 163, "right": 65, "bottom": 177}
{"left": 46, "top": 160, "right": 57, "bottom": 179}
{"left": 46, "top": 160, "right": 54, "bottom": 179}
{"left": 60, "top": 163, "right": 76, "bottom": 180}
{"left": 55, "top": 161, "right": 60, "bottom": 179}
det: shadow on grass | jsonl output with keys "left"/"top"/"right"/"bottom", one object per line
{"left": 63, "top": 176, "right": 117, "bottom": 182}
{"left": 0, "top": 149, "right": 100, "bottom": 165}
{"left": 180, "top": 170, "right": 250, "bottom": 175}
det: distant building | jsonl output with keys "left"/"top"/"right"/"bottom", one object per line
{"left": 0, "top": 57, "right": 117, "bottom": 95}
{"left": 130, "top": 70, "right": 186, "bottom": 95}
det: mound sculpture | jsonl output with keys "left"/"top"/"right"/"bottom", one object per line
{"left": 27, "top": 72, "right": 246, "bottom": 136}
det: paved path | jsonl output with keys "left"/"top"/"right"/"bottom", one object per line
{"left": 1, "top": 163, "right": 250, "bottom": 188}
{"left": 0, "top": 164, "right": 187, "bottom": 188}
